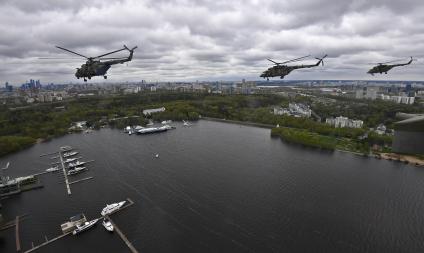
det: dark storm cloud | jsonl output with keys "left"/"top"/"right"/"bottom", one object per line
{"left": 1, "top": 0, "right": 424, "bottom": 83}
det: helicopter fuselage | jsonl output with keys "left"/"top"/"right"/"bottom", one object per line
{"left": 367, "top": 58, "right": 413, "bottom": 75}
{"left": 367, "top": 65, "right": 395, "bottom": 75}
{"left": 261, "top": 59, "right": 324, "bottom": 80}
{"left": 75, "top": 61, "right": 111, "bottom": 79}
{"left": 55, "top": 44, "right": 137, "bottom": 81}
{"left": 260, "top": 65, "right": 294, "bottom": 79}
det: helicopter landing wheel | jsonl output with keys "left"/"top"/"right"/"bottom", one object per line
{"left": 84, "top": 78, "right": 87, "bottom": 82}
{"left": 77, "top": 77, "right": 79, "bottom": 79}
{"left": 104, "top": 76, "right": 107, "bottom": 79}
{"left": 88, "top": 76, "right": 91, "bottom": 80}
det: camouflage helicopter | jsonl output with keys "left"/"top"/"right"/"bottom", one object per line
{"left": 367, "top": 57, "right": 413, "bottom": 75}
{"left": 55, "top": 45, "right": 137, "bottom": 81}
{"left": 260, "top": 54, "right": 327, "bottom": 80}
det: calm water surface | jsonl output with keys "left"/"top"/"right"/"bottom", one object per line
{"left": 1, "top": 120, "right": 424, "bottom": 253}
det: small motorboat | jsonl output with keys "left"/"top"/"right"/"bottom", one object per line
{"left": 67, "top": 166, "right": 87, "bottom": 176}
{"left": 102, "top": 218, "right": 114, "bottom": 232}
{"left": 155, "top": 154, "right": 159, "bottom": 158}
{"left": 46, "top": 166, "right": 60, "bottom": 172}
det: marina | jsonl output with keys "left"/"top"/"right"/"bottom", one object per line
{"left": 2, "top": 122, "right": 424, "bottom": 252}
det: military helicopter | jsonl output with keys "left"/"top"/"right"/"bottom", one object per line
{"left": 260, "top": 54, "right": 327, "bottom": 80}
{"left": 367, "top": 57, "right": 413, "bottom": 75}
{"left": 55, "top": 45, "right": 137, "bottom": 81}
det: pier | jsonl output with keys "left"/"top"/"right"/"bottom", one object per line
{"left": 22, "top": 198, "right": 137, "bottom": 253}
{"left": 107, "top": 215, "right": 139, "bottom": 253}
{"left": 69, "top": 176, "right": 94, "bottom": 185}
{"left": 58, "top": 151, "right": 72, "bottom": 195}
{"left": 24, "top": 233, "right": 71, "bottom": 253}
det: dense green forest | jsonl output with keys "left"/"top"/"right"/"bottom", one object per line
{"left": 0, "top": 91, "right": 419, "bottom": 156}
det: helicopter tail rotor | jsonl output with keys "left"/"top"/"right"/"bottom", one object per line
{"left": 315, "top": 54, "right": 327, "bottom": 66}
{"left": 124, "top": 45, "right": 138, "bottom": 52}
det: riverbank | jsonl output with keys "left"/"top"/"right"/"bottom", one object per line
{"left": 378, "top": 153, "right": 424, "bottom": 166}
{"left": 201, "top": 117, "right": 275, "bottom": 129}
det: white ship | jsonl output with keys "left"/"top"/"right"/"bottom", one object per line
{"left": 63, "top": 157, "right": 78, "bottom": 163}
{"left": 72, "top": 218, "right": 99, "bottom": 235}
{"left": 136, "top": 126, "right": 168, "bottom": 134}
{"left": 67, "top": 166, "right": 87, "bottom": 176}
{"left": 101, "top": 201, "right": 126, "bottom": 216}
{"left": 46, "top": 166, "right": 59, "bottom": 172}
{"left": 63, "top": 151, "right": 78, "bottom": 157}
{"left": 102, "top": 218, "right": 114, "bottom": 232}
{"left": 67, "top": 160, "right": 86, "bottom": 168}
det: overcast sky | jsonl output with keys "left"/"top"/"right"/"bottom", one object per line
{"left": 1, "top": 0, "right": 424, "bottom": 84}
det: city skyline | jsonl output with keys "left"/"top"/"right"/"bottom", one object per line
{"left": 1, "top": 0, "right": 424, "bottom": 83}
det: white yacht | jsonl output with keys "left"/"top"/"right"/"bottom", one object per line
{"left": 67, "top": 166, "right": 87, "bottom": 176}
{"left": 101, "top": 201, "right": 126, "bottom": 216}
{"left": 137, "top": 126, "right": 167, "bottom": 134}
{"left": 63, "top": 151, "right": 78, "bottom": 157}
{"left": 72, "top": 218, "right": 99, "bottom": 235}
{"left": 46, "top": 166, "right": 59, "bottom": 172}
{"left": 102, "top": 218, "right": 114, "bottom": 232}
{"left": 63, "top": 157, "right": 78, "bottom": 163}
{"left": 67, "top": 160, "right": 85, "bottom": 168}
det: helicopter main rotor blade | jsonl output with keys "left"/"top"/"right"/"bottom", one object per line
{"left": 38, "top": 57, "right": 82, "bottom": 59}
{"left": 99, "top": 57, "right": 128, "bottom": 60}
{"left": 93, "top": 47, "right": 127, "bottom": 59}
{"left": 381, "top": 58, "right": 408, "bottom": 64}
{"left": 280, "top": 55, "right": 311, "bottom": 64}
{"left": 267, "top": 59, "right": 280, "bottom": 65}
{"left": 56, "top": 46, "right": 88, "bottom": 59}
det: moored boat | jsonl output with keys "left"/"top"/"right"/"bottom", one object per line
{"left": 67, "top": 160, "right": 86, "bottom": 168}
{"left": 72, "top": 218, "right": 99, "bottom": 235}
{"left": 101, "top": 201, "right": 126, "bottom": 216}
{"left": 102, "top": 218, "right": 114, "bottom": 232}
{"left": 137, "top": 126, "right": 168, "bottom": 134}
{"left": 67, "top": 166, "right": 87, "bottom": 176}
{"left": 46, "top": 166, "right": 59, "bottom": 172}
{"left": 63, "top": 151, "right": 78, "bottom": 157}
{"left": 63, "top": 157, "right": 78, "bottom": 163}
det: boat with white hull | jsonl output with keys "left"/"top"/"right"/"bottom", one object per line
{"left": 63, "top": 157, "right": 78, "bottom": 163}
{"left": 101, "top": 201, "right": 126, "bottom": 216}
{"left": 137, "top": 126, "right": 168, "bottom": 134}
{"left": 72, "top": 218, "right": 99, "bottom": 235}
{"left": 102, "top": 218, "right": 114, "bottom": 232}
{"left": 67, "top": 166, "right": 87, "bottom": 176}
{"left": 63, "top": 151, "right": 78, "bottom": 157}
{"left": 67, "top": 160, "right": 86, "bottom": 168}
{"left": 46, "top": 166, "right": 59, "bottom": 172}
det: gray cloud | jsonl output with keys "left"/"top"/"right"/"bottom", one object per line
{"left": 1, "top": 0, "right": 424, "bottom": 84}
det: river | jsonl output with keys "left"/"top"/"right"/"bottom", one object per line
{"left": 1, "top": 120, "right": 424, "bottom": 252}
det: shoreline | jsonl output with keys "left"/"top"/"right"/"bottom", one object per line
{"left": 201, "top": 117, "right": 424, "bottom": 166}
{"left": 201, "top": 117, "right": 275, "bottom": 129}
